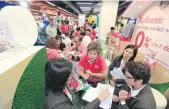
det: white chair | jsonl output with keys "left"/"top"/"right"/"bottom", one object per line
{"left": 151, "top": 87, "right": 167, "bottom": 109}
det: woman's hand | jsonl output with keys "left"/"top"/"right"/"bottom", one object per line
{"left": 98, "top": 89, "right": 110, "bottom": 101}
{"left": 110, "top": 80, "right": 116, "bottom": 87}
{"left": 112, "top": 76, "right": 116, "bottom": 82}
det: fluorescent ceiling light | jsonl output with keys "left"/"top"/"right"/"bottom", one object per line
{"left": 97, "top": 3, "right": 102, "bottom": 6}
{"left": 80, "top": 7, "right": 91, "bottom": 9}
{"left": 45, "top": 1, "right": 56, "bottom": 6}
{"left": 77, "top": 2, "right": 92, "bottom": 5}
{"left": 83, "top": 11, "right": 89, "bottom": 13}
{"left": 80, "top": 7, "right": 91, "bottom": 11}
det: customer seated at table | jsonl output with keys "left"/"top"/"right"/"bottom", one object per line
{"left": 55, "top": 35, "right": 66, "bottom": 52}
{"left": 66, "top": 36, "right": 83, "bottom": 54}
{"left": 45, "top": 37, "right": 61, "bottom": 60}
{"left": 61, "top": 33, "right": 71, "bottom": 50}
{"left": 111, "top": 61, "right": 156, "bottom": 109}
{"left": 108, "top": 44, "right": 138, "bottom": 87}
{"left": 78, "top": 41, "right": 107, "bottom": 87}
{"left": 45, "top": 58, "right": 110, "bottom": 109}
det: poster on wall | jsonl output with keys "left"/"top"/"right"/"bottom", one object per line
{"left": 131, "top": 1, "right": 169, "bottom": 69}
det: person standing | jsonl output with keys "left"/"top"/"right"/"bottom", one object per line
{"left": 46, "top": 18, "right": 57, "bottom": 38}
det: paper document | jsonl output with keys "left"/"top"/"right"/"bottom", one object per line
{"left": 82, "top": 87, "right": 99, "bottom": 102}
{"left": 82, "top": 83, "right": 114, "bottom": 109}
{"left": 97, "top": 83, "right": 114, "bottom": 109}
{"left": 110, "top": 68, "right": 126, "bottom": 80}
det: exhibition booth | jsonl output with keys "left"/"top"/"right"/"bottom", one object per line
{"left": 0, "top": 1, "right": 169, "bottom": 109}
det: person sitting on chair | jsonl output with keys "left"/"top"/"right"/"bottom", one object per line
{"left": 78, "top": 41, "right": 107, "bottom": 87}
{"left": 108, "top": 44, "right": 138, "bottom": 102}
{"left": 111, "top": 61, "right": 156, "bottom": 109}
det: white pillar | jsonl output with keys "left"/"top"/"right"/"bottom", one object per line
{"left": 99, "top": 0, "right": 119, "bottom": 39}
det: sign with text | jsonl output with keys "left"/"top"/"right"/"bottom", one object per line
{"left": 144, "top": 48, "right": 158, "bottom": 68}
{"left": 131, "top": 1, "right": 169, "bottom": 68}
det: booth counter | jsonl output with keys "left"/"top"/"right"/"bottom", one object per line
{"left": 0, "top": 46, "right": 43, "bottom": 109}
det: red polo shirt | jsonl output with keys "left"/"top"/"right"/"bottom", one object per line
{"left": 91, "top": 29, "right": 96, "bottom": 38}
{"left": 60, "top": 25, "right": 66, "bottom": 33}
{"left": 78, "top": 54, "right": 107, "bottom": 82}
{"left": 64, "top": 24, "right": 70, "bottom": 33}
{"left": 90, "top": 33, "right": 95, "bottom": 40}
{"left": 83, "top": 23, "right": 87, "bottom": 30}
{"left": 74, "top": 31, "right": 81, "bottom": 37}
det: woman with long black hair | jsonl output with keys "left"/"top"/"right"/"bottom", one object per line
{"left": 45, "top": 58, "right": 110, "bottom": 109}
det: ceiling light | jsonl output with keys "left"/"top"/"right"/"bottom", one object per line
{"left": 80, "top": 7, "right": 91, "bottom": 9}
{"left": 97, "top": 3, "right": 102, "bottom": 6}
{"left": 139, "top": 5, "right": 142, "bottom": 8}
{"left": 77, "top": 2, "right": 92, "bottom": 5}
{"left": 20, "top": 1, "right": 28, "bottom": 8}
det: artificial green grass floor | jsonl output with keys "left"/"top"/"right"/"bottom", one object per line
{"left": 12, "top": 47, "right": 47, "bottom": 109}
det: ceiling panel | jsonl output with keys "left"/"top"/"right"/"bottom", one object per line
{"left": 122, "top": 1, "right": 155, "bottom": 17}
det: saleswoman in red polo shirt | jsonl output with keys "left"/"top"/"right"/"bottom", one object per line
{"left": 78, "top": 41, "right": 107, "bottom": 87}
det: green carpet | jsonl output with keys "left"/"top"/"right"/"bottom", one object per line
{"left": 12, "top": 47, "right": 47, "bottom": 109}
{"left": 149, "top": 82, "right": 169, "bottom": 95}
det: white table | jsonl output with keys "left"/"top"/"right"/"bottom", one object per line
{"left": 151, "top": 87, "right": 167, "bottom": 109}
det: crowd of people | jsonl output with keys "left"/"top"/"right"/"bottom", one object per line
{"left": 43, "top": 16, "right": 156, "bottom": 109}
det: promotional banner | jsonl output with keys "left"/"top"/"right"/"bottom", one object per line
{"left": 131, "top": 1, "right": 169, "bottom": 69}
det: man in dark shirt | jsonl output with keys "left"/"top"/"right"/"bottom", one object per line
{"left": 111, "top": 61, "right": 156, "bottom": 109}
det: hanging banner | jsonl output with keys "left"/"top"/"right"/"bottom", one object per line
{"left": 131, "top": 1, "right": 169, "bottom": 69}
